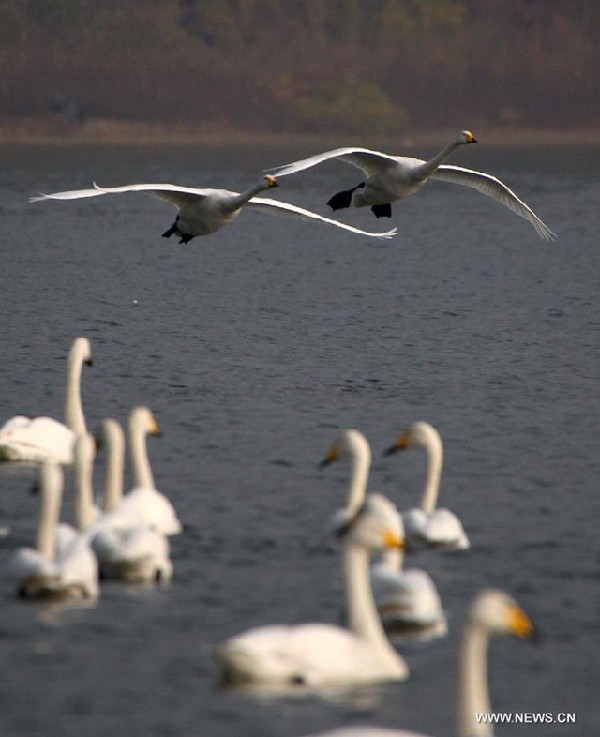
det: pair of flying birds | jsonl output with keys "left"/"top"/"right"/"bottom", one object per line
{"left": 32, "top": 131, "right": 556, "bottom": 242}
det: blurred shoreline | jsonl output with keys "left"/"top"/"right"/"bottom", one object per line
{"left": 1, "top": 117, "right": 599, "bottom": 149}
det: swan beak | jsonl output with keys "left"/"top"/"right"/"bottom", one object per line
{"left": 383, "top": 530, "right": 405, "bottom": 550}
{"left": 509, "top": 606, "right": 534, "bottom": 640}
{"left": 464, "top": 130, "right": 478, "bottom": 144}
{"left": 382, "top": 431, "right": 410, "bottom": 456}
{"left": 264, "top": 175, "right": 278, "bottom": 189}
{"left": 150, "top": 417, "right": 161, "bottom": 437}
{"left": 318, "top": 442, "right": 339, "bottom": 470}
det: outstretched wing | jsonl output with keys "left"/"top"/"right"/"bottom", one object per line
{"left": 246, "top": 197, "right": 397, "bottom": 239}
{"left": 266, "top": 147, "right": 398, "bottom": 178}
{"left": 430, "top": 165, "right": 556, "bottom": 240}
{"left": 30, "top": 183, "right": 235, "bottom": 209}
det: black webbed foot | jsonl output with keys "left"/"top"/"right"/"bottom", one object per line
{"left": 162, "top": 222, "right": 178, "bottom": 239}
{"left": 371, "top": 203, "right": 392, "bottom": 218}
{"left": 178, "top": 233, "right": 194, "bottom": 244}
{"left": 327, "top": 182, "right": 365, "bottom": 211}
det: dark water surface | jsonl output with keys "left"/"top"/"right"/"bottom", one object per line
{"left": 0, "top": 143, "right": 598, "bottom": 737}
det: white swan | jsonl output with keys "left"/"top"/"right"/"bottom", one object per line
{"left": 90, "top": 418, "right": 172, "bottom": 583}
{"left": 7, "top": 460, "right": 98, "bottom": 600}
{"left": 293, "top": 589, "right": 534, "bottom": 737}
{"left": 266, "top": 131, "right": 555, "bottom": 240}
{"left": 96, "top": 407, "right": 182, "bottom": 536}
{"left": 321, "top": 430, "right": 446, "bottom": 638}
{"left": 214, "top": 494, "right": 408, "bottom": 687}
{"left": 0, "top": 337, "right": 93, "bottom": 464}
{"left": 384, "top": 421, "right": 470, "bottom": 550}
{"left": 30, "top": 175, "right": 398, "bottom": 241}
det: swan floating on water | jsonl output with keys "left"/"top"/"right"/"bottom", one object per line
{"left": 30, "top": 175, "right": 398, "bottom": 242}
{"left": 321, "top": 429, "right": 446, "bottom": 638}
{"left": 266, "top": 131, "right": 556, "bottom": 240}
{"left": 0, "top": 337, "right": 92, "bottom": 464}
{"left": 7, "top": 460, "right": 98, "bottom": 600}
{"left": 214, "top": 486, "right": 409, "bottom": 688}
{"left": 90, "top": 418, "right": 172, "bottom": 583}
{"left": 384, "top": 421, "right": 470, "bottom": 550}
{"left": 293, "top": 589, "right": 534, "bottom": 737}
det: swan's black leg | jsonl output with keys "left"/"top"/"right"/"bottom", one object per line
{"left": 178, "top": 233, "right": 194, "bottom": 244}
{"left": 327, "top": 181, "right": 365, "bottom": 211}
{"left": 162, "top": 220, "right": 178, "bottom": 239}
{"left": 371, "top": 203, "right": 392, "bottom": 218}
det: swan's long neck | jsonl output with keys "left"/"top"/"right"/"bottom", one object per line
{"left": 103, "top": 421, "right": 124, "bottom": 510}
{"left": 344, "top": 544, "right": 398, "bottom": 661}
{"left": 37, "top": 464, "right": 63, "bottom": 560}
{"left": 420, "top": 432, "right": 443, "bottom": 514}
{"left": 64, "top": 347, "right": 87, "bottom": 435}
{"left": 416, "top": 139, "right": 463, "bottom": 178}
{"left": 74, "top": 436, "right": 95, "bottom": 530}
{"left": 129, "top": 419, "right": 155, "bottom": 489}
{"left": 228, "top": 179, "right": 271, "bottom": 211}
{"left": 347, "top": 441, "right": 370, "bottom": 513}
{"left": 379, "top": 546, "right": 404, "bottom": 572}
{"left": 458, "top": 621, "right": 492, "bottom": 737}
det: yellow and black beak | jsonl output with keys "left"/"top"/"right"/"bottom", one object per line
{"left": 264, "top": 174, "right": 278, "bottom": 189}
{"left": 509, "top": 605, "right": 535, "bottom": 641}
{"left": 382, "top": 430, "right": 410, "bottom": 457}
{"left": 319, "top": 442, "right": 340, "bottom": 470}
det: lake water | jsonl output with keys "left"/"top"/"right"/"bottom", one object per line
{"left": 0, "top": 141, "right": 597, "bottom": 737}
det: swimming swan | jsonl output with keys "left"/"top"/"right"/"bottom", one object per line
{"left": 0, "top": 337, "right": 93, "bottom": 464}
{"left": 8, "top": 460, "right": 98, "bottom": 600}
{"left": 90, "top": 418, "right": 172, "bottom": 583}
{"left": 266, "top": 131, "right": 555, "bottom": 240}
{"left": 321, "top": 430, "right": 446, "bottom": 638}
{"left": 95, "top": 407, "right": 182, "bottom": 536}
{"left": 214, "top": 494, "right": 409, "bottom": 687}
{"left": 384, "top": 421, "right": 470, "bottom": 550}
{"left": 30, "top": 176, "right": 397, "bottom": 241}
{"left": 293, "top": 589, "right": 534, "bottom": 737}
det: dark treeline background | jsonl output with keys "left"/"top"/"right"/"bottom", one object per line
{"left": 1, "top": 0, "right": 598, "bottom": 135}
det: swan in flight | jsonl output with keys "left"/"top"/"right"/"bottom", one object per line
{"left": 384, "top": 422, "right": 470, "bottom": 550}
{"left": 321, "top": 430, "right": 446, "bottom": 638}
{"left": 7, "top": 460, "right": 98, "bottom": 600}
{"left": 292, "top": 589, "right": 534, "bottom": 737}
{"left": 95, "top": 407, "right": 182, "bottom": 536}
{"left": 90, "top": 418, "right": 172, "bottom": 583}
{"left": 266, "top": 131, "right": 556, "bottom": 240}
{"left": 214, "top": 494, "right": 409, "bottom": 687}
{"left": 30, "top": 175, "right": 397, "bottom": 242}
{"left": 0, "top": 337, "right": 93, "bottom": 464}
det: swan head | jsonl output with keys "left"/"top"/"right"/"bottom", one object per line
{"left": 129, "top": 406, "right": 161, "bottom": 437}
{"left": 458, "top": 130, "right": 477, "bottom": 145}
{"left": 469, "top": 589, "right": 534, "bottom": 640}
{"left": 70, "top": 336, "right": 93, "bottom": 367}
{"left": 319, "top": 429, "right": 371, "bottom": 470}
{"left": 263, "top": 175, "right": 278, "bottom": 189}
{"left": 337, "top": 497, "right": 405, "bottom": 552}
{"left": 383, "top": 420, "right": 440, "bottom": 455}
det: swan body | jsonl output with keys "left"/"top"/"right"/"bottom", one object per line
{"left": 0, "top": 337, "right": 93, "bottom": 464}
{"left": 31, "top": 176, "right": 397, "bottom": 241}
{"left": 295, "top": 589, "right": 534, "bottom": 737}
{"left": 322, "top": 430, "right": 446, "bottom": 638}
{"left": 8, "top": 461, "right": 98, "bottom": 600}
{"left": 266, "top": 131, "right": 556, "bottom": 240}
{"left": 90, "top": 418, "right": 172, "bottom": 583}
{"left": 384, "top": 421, "right": 470, "bottom": 550}
{"left": 215, "top": 496, "right": 408, "bottom": 687}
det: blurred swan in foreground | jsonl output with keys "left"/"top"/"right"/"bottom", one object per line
{"left": 7, "top": 460, "right": 98, "bottom": 600}
{"left": 321, "top": 430, "right": 446, "bottom": 639}
{"left": 266, "top": 131, "right": 555, "bottom": 240}
{"left": 95, "top": 407, "right": 181, "bottom": 537}
{"left": 214, "top": 492, "right": 408, "bottom": 687}
{"left": 90, "top": 418, "right": 172, "bottom": 583}
{"left": 31, "top": 175, "right": 397, "bottom": 242}
{"left": 0, "top": 337, "right": 92, "bottom": 464}
{"left": 384, "top": 421, "right": 470, "bottom": 550}
{"left": 294, "top": 589, "right": 534, "bottom": 737}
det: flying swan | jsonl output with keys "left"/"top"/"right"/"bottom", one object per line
{"left": 384, "top": 421, "right": 470, "bottom": 550}
{"left": 7, "top": 459, "right": 98, "bottom": 600}
{"left": 0, "top": 337, "right": 93, "bottom": 464}
{"left": 266, "top": 130, "right": 556, "bottom": 240}
{"left": 214, "top": 487, "right": 409, "bottom": 687}
{"left": 292, "top": 589, "right": 534, "bottom": 737}
{"left": 30, "top": 175, "right": 397, "bottom": 242}
{"left": 321, "top": 429, "right": 446, "bottom": 638}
